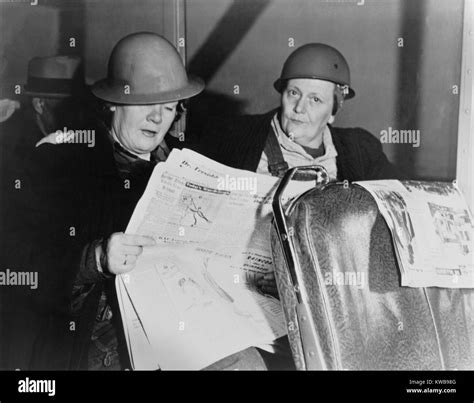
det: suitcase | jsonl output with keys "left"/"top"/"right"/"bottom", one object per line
{"left": 271, "top": 166, "right": 474, "bottom": 370}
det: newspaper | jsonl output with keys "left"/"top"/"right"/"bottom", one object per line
{"left": 116, "top": 148, "right": 313, "bottom": 370}
{"left": 355, "top": 180, "right": 474, "bottom": 288}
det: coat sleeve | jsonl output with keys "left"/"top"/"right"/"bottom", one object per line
{"left": 186, "top": 116, "right": 235, "bottom": 164}
{"left": 186, "top": 112, "right": 272, "bottom": 172}
{"left": 4, "top": 143, "right": 100, "bottom": 315}
{"left": 355, "top": 128, "right": 407, "bottom": 180}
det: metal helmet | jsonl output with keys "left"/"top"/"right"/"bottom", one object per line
{"left": 274, "top": 43, "right": 355, "bottom": 99}
{"left": 92, "top": 32, "right": 204, "bottom": 104}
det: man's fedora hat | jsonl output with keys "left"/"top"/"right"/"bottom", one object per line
{"left": 92, "top": 32, "right": 204, "bottom": 105}
{"left": 23, "top": 55, "right": 86, "bottom": 98}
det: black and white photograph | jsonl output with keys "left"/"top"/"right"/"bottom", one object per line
{"left": 0, "top": 0, "right": 473, "bottom": 401}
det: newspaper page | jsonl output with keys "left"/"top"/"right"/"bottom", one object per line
{"left": 355, "top": 180, "right": 474, "bottom": 288}
{"left": 116, "top": 276, "right": 159, "bottom": 370}
{"left": 117, "top": 149, "right": 314, "bottom": 369}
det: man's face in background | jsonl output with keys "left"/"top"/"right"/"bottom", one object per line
{"left": 33, "top": 97, "right": 80, "bottom": 135}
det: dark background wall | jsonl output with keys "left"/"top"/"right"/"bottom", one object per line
{"left": 0, "top": 0, "right": 167, "bottom": 89}
{"left": 0, "top": 0, "right": 464, "bottom": 180}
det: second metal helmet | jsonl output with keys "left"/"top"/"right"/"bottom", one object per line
{"left": 92, "top": 32, "right": 204, "bottom": 104}
{"left": 274, "top": 43, "right": 355, "bottom": 99}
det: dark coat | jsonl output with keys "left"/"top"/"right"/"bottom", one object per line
{"left": 191, "top": 109, "right": 404, "bottom": 181}
{"left": 0, "top": 120, "right": 153, "bottom": 369}
{"left": 0, "top": 108, "right": 44, "bottom": 209}
{"left": 0, "top": 108, "right": 43, "bottom": 162}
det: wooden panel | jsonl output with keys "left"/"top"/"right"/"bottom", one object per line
{"left": 456, "top": 0, "right": 473, "bottom": 211}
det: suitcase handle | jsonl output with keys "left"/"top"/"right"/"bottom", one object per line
{"left": 272, "top": 165, "right": 329, "bottom": 303}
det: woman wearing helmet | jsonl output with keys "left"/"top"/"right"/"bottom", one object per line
{"left": 195, "top": 43, "right": 403, "bottom": 293}
{"left": 194, "top": 43, "right": 402, "bottom": 183}
{"left": 2, "top": 32, "right": 206, "bottom": 370}
{"left": 191, "top": 43, "right": 403, "bottom": 369}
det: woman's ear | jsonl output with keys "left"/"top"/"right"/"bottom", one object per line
{"left": 32, "top": 98, "right": 44, "bottom": 115}
{"left": 109, "top": 105, "right": 116, "bottom": 112}
{"left": 328, "top": 115, "right": 335, "bottom": 125}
